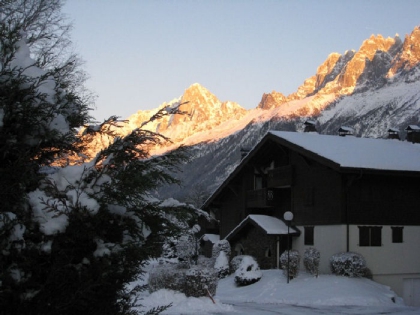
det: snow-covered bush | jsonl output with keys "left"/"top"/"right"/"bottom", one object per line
{"left": 230, "top": 255, "right": 249, "bottom": 274}
{"left": 148, "top": 263, "right": 218, "bottom": 297}
{"left": 162, "top": 225, "right": 202, "bottom": 264}
{"left": 234, "top": 255, "right": 262, "bottom": 286}
{"left": 184, "top": 266, "right": 218, "bottom": 297}
{"left": 197, "top": 255, "right": 214, "bottom": 268}
{"left": 214, "top": 251, "right": 230, "bottom": 278}
{"left": 175, "top": 234, "right": 197, "bottom": 262}
{"left": 280, "top": 250, "right": 300, "bottom": 280}
{"left": 330, "top": 252, "right": 367, "bottom": 277}
{"left": 304, "top": 247, "right": 320, "bottom": 277}
{"left": 148, "top": 263, "right": 185, "bottom": 293}
{"left": 212, "top": 240, "right": 231, "bottom": 261}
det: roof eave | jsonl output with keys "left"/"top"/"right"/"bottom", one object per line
{"left": 339, "top": 166, "right": 420, "bottom": 177}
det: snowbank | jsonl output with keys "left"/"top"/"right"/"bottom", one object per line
{"left": 134, "top": 268, "right": 408, "bottom": 314}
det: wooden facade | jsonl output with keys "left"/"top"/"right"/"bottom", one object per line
{"left": 201, "top": 130, "right": 420, "bottom": 303}
{"left": 202, "top": 130, "right": 420, "bottom": 263}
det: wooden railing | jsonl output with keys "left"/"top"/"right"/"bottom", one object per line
{"left": 246, "top": 188, "right": 278, "bottom": 208}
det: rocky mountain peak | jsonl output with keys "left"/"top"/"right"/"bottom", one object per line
{"left": 182, "top": 83, "right": 217, "bottom": 105}
{"left": 257, "top": 91, "right": 287, "bottom": 110}
{"left": 388, "top": 26, "right": 420, "bottom": 77}
{"left": 167, "top": 83, "right": 247, "bottom": 137}
{"left": 170, "top": 83, "right": 220, "bottom": 126}
{"left": 331, "top": 34, "right": 399, "bottom": 94}
{"left": 358, "top": 34, "right": 396, "bottom": 61}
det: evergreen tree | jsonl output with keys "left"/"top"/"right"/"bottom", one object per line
{"left": 0, "top": 2, "right": 199, "bottom": 314}
{"left": 0, "top": 0, "right": 91, "bottom": 213}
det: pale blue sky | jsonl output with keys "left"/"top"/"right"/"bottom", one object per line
{"left": 63, "top": 0, "right": 420, "bottom": 121}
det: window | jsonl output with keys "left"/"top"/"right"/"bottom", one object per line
{"left": 254, "top": 175, "right": 263, "bottom": 190}
{"left": 304, "top": 226, "right": 314, "bottom": 245}
{"left": 358, "top": 226, "right": 382, "bottom": 246}
{"left": 391, "top": 227, "right": 404, "bottom": 243}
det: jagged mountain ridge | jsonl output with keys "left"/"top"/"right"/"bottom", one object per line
{"left": 140, "top": 27, "right": 420, "bottom": 149}
{"left": 81, "top": 26, "right": 420, "bottom": 201}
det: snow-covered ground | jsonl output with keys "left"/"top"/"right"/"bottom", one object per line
{"left": 131, "top": 264, "right": 420, "bottom": 314}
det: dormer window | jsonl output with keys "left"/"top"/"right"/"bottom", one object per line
{"left": 338, "top": 126, "right": 354, "bottom": 137}
{"left": 387, "top": 128, "right": 400, "bottom": 140}
{"left": 304, "top": 120, "right": 317, "bottom": 133}
{"left": 405, "top": 125, "right": 420, "bottom": 143}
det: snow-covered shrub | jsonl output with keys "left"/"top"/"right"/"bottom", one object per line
{"left": 148, "top": 263, "right": 218, "bottom": 297}
{"left": 197, "top": 255, "right": 214, "bottom": 268}
{"left": 230, "top": 255, "right": 249, "bottom": 274}
{"left": 162, "top": 226, "right": 201, "bottom": 263}
{"left": 148, "top": 263, "right": 185, "bottom": 293}
{"left": 330, "top": 252, "right": 367, "bottom": 277}
{"left": 212, "top": 240, "right": 231, "bottom": 261}
{"left": 214, "top": 251, "right": 230, "bottom": 278}
{"left": 280, "top": 250, "right": 300, "bottom": 280}
{"left": 234, "top": 255, "right": 262, "bottom": 286}
{"left": 175, "top": 234, "right": 196, "bottom": 262}
{"left": 304, "top": 247, "right": 320, "bottom": 277}
{"left": 161, "top": 236, "right": 178, "bottom": 259}
{"left": 183, "top": 266, "right": 218, "bottom": 297}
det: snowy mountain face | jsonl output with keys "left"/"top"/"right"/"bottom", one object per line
{"left": 82, "top": 27, "right": 420, "bottom": 201}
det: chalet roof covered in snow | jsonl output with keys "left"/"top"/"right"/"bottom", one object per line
{"left": 268, "top": 131, "right": 420, "bottom": 172}
{"left": 224, "top": 215, "right": 299, "bottom": 241}
{"left": 203, "top": 130, "right": 420, "bottom": 209}
{"left": 405, "top": 125, "right": 420, "bottom": 131}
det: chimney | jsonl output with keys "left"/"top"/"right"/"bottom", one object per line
{"left": 338, "top": 126, "right": 354, "bottom": 137}
{"left": 405, "top": 125, "right": 420, "bottom": 143}
{"left": 303, "top": 120, "right": 317, "bottom": 133}
{"left": 387, "top": 128, "right": 400, "bottom": 140}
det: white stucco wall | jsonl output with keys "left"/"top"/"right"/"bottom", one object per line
{"left": 293, "top": 225, "right": 347, "bottom": 274}
{"left": 348, "top": 225, "right": 420, "bottom": 297}
{"left": 292, "top": 224, "right": 420, "bottom": 299}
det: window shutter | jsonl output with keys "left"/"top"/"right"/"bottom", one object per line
{"left": 359, "top": 226, "right": 369, "bottom": 246}
{"left": 391, "top": 227, "right": 404, "bottom": 243}
{"left": 370, "top": 226, "right": 382, "bottom": 246}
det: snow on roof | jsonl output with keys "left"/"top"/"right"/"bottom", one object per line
{"left": 201, "top": 234, "right": 220, "bottom": 243}
{"left": 268, "top": 131, "right": 420, "bottom": 172}
{"left": 339, "top": 126, "right": 354, "bottom": 132}
{"left": 249, "top": 215, "right": 295, "bottom": 234}
{"left": 225, "top": 215, "right": 298, "bottom": 240}
{"left": 405, "top": 125, "right": 420, "bottom": 131}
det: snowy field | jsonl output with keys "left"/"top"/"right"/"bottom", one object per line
{"left": 131, "top": 263, "right": 420, "bottom": 315}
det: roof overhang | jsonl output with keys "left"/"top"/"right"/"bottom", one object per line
{"left": 225, "top": 215, "right": 300, "bottom": 241}
{"left": 203, "top": 131, "right": 420, "bottom": 210}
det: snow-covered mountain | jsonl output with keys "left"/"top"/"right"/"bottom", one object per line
{"left": 84, "top": 26, "right": 420, "bottom": 201}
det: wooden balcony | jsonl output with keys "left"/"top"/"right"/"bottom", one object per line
{"left": 267, "top": 165, "right": 293, "bottom": 188}
{"left": 246, "top": 188, "right": 279, "bottom": 208}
